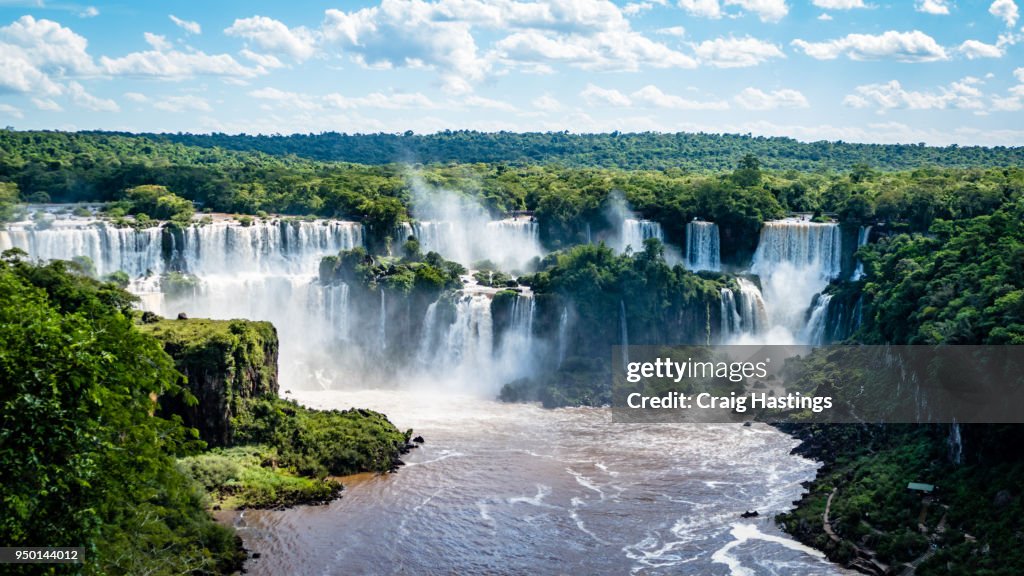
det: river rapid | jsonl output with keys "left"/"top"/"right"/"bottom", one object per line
{"left": 226, "top": 389, "right": 849, "bottom": 576}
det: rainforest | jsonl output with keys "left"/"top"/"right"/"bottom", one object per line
{"left": 1, "top": 129, "right": 1022, "bottom": 576}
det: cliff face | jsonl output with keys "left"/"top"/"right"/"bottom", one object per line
{"left": 139, "top": 317, "right": 279, "bottom": 447}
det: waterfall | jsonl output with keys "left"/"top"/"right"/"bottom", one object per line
{"left": 439, "top": 294, "right": 494, "bottom": 382}
{"left": 851, "top": 225, "right": 872, "bottom": 281}
{"left": 685, "top": 221, "right": 721, "bottom": 272}
{"left": 416, "top": 301, "right": 440, "bottom": 365}
{"left": 618, "top": 219, "right": 663, "bottom": 254}
{"left": 620, "top": 300, "right": 629, "bottom": 365}
{"left": 379, "top": 290, "right": 387, "bottom": 351}
{"left": 557, "top": 306, "right": 569, "bottom": 368}
{"left": 403, "top": 218, "right": 543, "bottom": 271}
{"left": 948, "top": 420, "right": 963, "bottom": 465}
{"left": 719, "top": 278, "right": 769, "bottom": 343}
{"left": 0, "top": 221, "right": 164, "bottom": 277}
{"left": 750, "top": 220, "right": 842, "bottom": 342}
{"left": 585, "top": 223, "right": 592, "bottom": 244}
{"left": 801, "top": 293, "right": 833, "bottom": 345}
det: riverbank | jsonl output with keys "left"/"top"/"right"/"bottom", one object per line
{"left": 775, "top": 423, "right": 1024, "bottom": 576}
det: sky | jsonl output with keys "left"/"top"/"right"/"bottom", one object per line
{"left": 0, "top": 0, "right": 1022, "bottom": 145}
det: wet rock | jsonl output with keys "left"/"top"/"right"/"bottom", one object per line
{"left": 413, "top": 435, "right": 425, "bottom": 443}
{"left": 177, "top": 312, "right": 188, "bottom": 320}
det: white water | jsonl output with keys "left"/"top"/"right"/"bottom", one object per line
{"left": 851, "top": 225, "right": 872, "bottom": 281}
{"left": 748, "top": 221, "right": 842, "bottom": 344}
{"left": 617, "top": 218, "right": 664, "bottom": 254}
{"left": 1, "top": 220, "right": 164, "bottom": 277}
{"left": 686, "top": 221, "right": 721, "bottom": 272}
{"left": 801, "top": 293, "right": 833, "bottom": 346}
{"left": 720, "top": 278, "right": 769, "bottom": 343}
{"left": 228, "top": 390, "right": 848, "bottom": 576}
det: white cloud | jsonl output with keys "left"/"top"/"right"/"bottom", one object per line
{"left": 0, "top": 103, "right": 22, "bottom": 118}
{"left": 792, "top": 30, "right": 948, "bottom": 62}
{"left": 631, "top": 84, "right": 729, "bottom": 109}
{"left": 225, "top": 16, "right": 317, "bottom": 61}
{"left": 580, "top": 83, "right": 632, "bottom": 106}
{"left": 991, "top": 67, "right": 1024, "bottom": 110}
{"left": 989, "top": 0, "right": 1019, "bottom": 26}
{"left": 623, "top": 2, "right": 655, "bottom": 15}
{"left": 959, "top": 39, "right": 1004, "bottom": 58}
{"left": 153, "top": 95, "right": 212, "bottom": 113}
{"left": 818, "top": 13, "right": 833, "bottom": 20}
{"left": 693, "top": 36, "right": 785, "bottom": 67}
{"left": 325, "top": 91, "right": 437, "bottom": 109}
{"left": 1, "top": 15, "right": 96, "bottom": 75}
{"left": 31, "top": 97, "right": 61, "bottom": 111}
{"left": 144, "top": 32, "right": 171, "bottom": 51}
{"left": 79, "top": 6, "right": 99, "bottom": 18}
{"left": 532, "top": 93, "right": 561, "bottom": 111}
{"left": 67, "top": 81, "right": 118, "bottom": 112}
{"left": 678, "top": 0, "right": 722, "bottom": 18}
{"left": 677, "top": 0, "right": 788, "bottom": 22}
{"left": 656, "top": 26, "right": 686, "bottom": 36}
{"left": 100, "top": 49, "right": 263, "bottom": 79}
{"left": 734, "top": 87, "right": 809, "bottom": 109}
{"left": 123, "top": 92, "right": 147, "bottom": 103}
{"left": 239, "top": 49, "right": 285, "bottom": 68}
{"left": 843, "top": 77, "right": 985, "bottom": 112}
{"left": 812, "top": 0, "right": 866, "bottom": 9}
{"left": 916, "top": 0, "right": 951, "bottom": 14}
{"left": 169, "top": 15, "right": 201, "bottom": 35}
{"left": 249, "top": 86, "right": 321, "bottom": 110}
{"left": 494, "top": 28, "right": 697, "bottom": 72}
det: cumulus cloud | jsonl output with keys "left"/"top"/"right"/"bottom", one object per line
{"left": 843, "top": 77, "right": 985, "bottom": 112}
{"left": 532, "top": 93, "right": 561, "bottom": 111}
{"left": 818, "top": 13, "right": 833, "bottom": 20}
{"left": 79, "top": 6, "right": 99, "bottom": 18}
{"left": 463, "top": 95, "right": 517, "bottom": 111}
{"left": 812, "top": 0, "right": 866, "bottom": 9}
{"left": 67, "top": 81, "right": 118, "bottom": 112}
{"left": 693, "top": 36, "right": 785, "bottom": 67}
{"left": 734, "top": 87, "right": 809, "bottom": 109}
{"left": 916, "top": 0, "right": 951, "bottom": 14}
{"left": 144, "top": 32, "right": 171, "bottom": 51}
{"left": 580, "top": 83, "right": 632, "bottom": 106}
{"left": 225, "top": 16, "right": 317, "bottom": 61}
{"left": 631, "top": 84, "right": 729, "bottom": 109}
{"left": 100, "top": 49, "right": 263, "bottom": 79}
{"left": 239, "top": 49, "right": 285, "bottom": 69}
{"left": 959, "top": 39, "right": 1004, "bottom": 58}
{"left": 1, "top": 15, "right": 96, "bottom": 75}
{"left": 989, "top": 0, "right": 1019, "bottom": 26}
{"left": 169, "top": 15, "right": 201, "bottom": 35}
{"left": 677, "top": 0, "right": 788, "bottom": 22}
{"left": 792, "top": 30, "right": 948, "bottom": 61}
{"left": 991, "top": 66, "right": 1024, "bottom": 110}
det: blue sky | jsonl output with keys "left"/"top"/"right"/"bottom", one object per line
{"left": 0, "top": 0, "right": 1021, "bottom": 145}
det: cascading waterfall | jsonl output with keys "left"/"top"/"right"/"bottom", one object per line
{"left": 618, "top": 219, "right": 663, "bottom": 254}
{"left": 719, "top": 278, "right": 769, "bottom": 343}
{"left": 685, "top": 221, "right": 721, "bottom": 272}
{"left": 557, "top": 306, "right": 569, "bottom": 368}
{"left": 379, "top": 290, "right": 387, "bottom": 351}
{"left": 750, "top": 220, "right": 842, "bottom": 343}
{"left": 801, "top": 293, "right": 834, "bottom": 345}
{"left": 0, "top": 221, "right": 164, "bottom": 277}
{"left": 949, "top": 420, "right": 963, "bottom": 465}
{"left": 398, "top": 218, "right": 543, "bottom": 271}
{"left": 851, "top": 225, "right": 872, "bottom": 281}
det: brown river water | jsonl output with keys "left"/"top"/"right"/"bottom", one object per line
{"left": 223, "top": 389, "right": 850, "bottom": 576}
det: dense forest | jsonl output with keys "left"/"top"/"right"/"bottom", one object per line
{"left": 89, "top": 130, "right": 1024, "bottom": 172}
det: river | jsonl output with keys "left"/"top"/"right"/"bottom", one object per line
{"left": 225, "top": 389, "right": 848, "bottom": 576}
